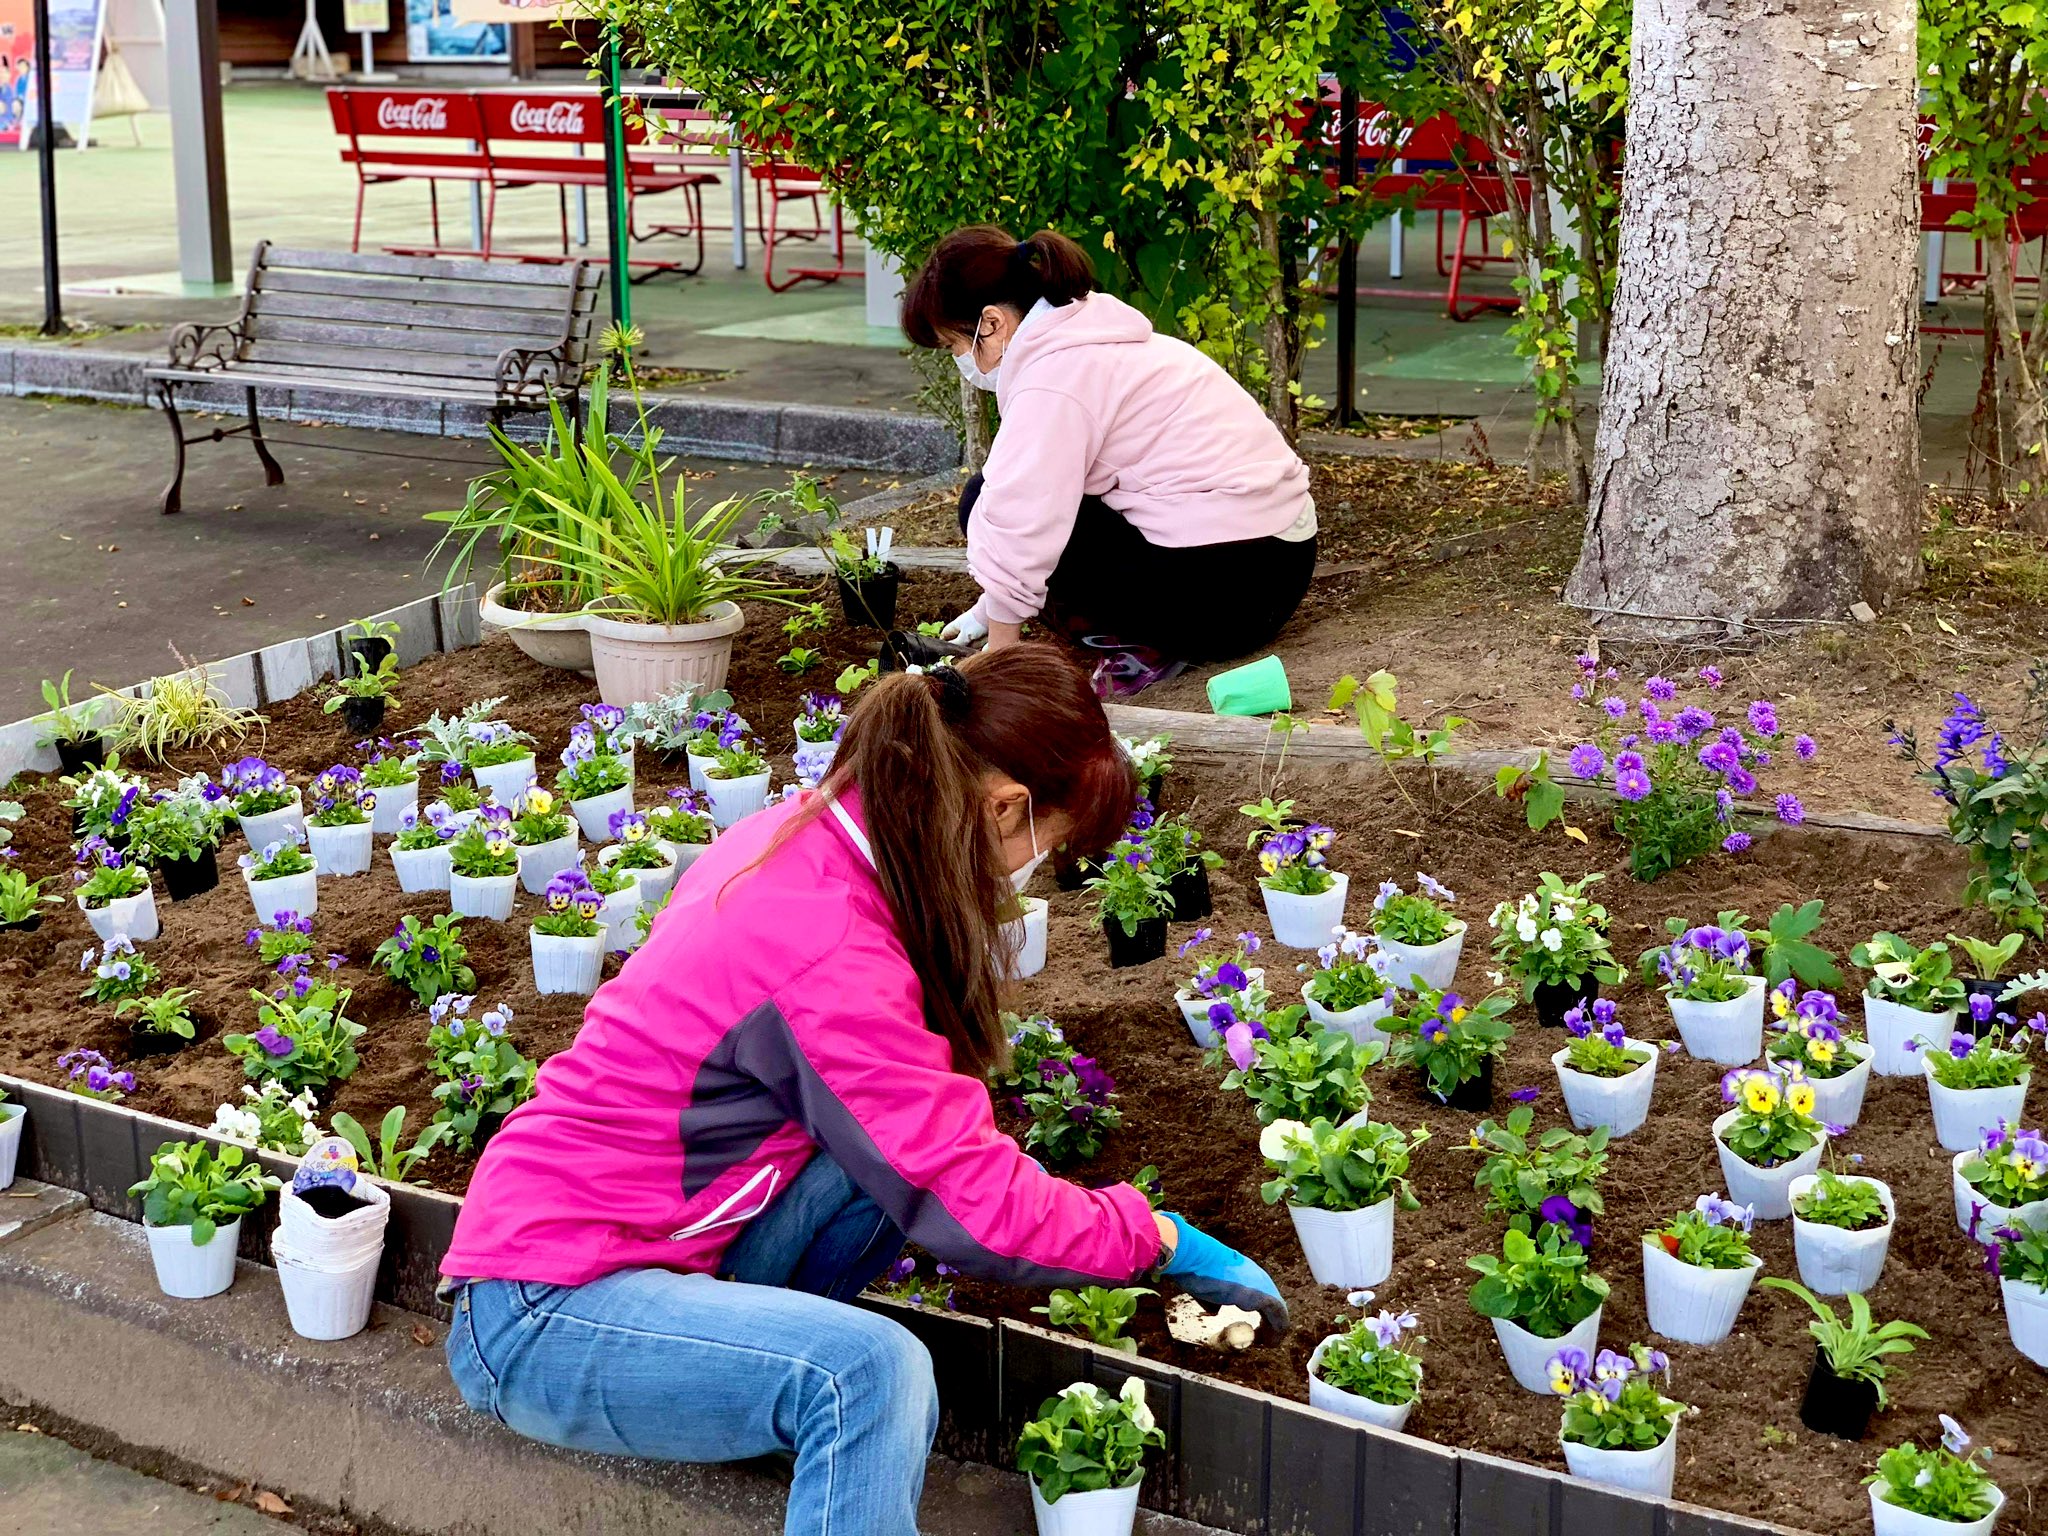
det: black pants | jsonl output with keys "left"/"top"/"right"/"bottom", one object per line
{"left": 958, "top": 474, "right": 1316, "bottom": 664}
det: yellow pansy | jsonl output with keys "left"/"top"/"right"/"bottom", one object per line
{"left": 525, "top": 787, "right": 554, "bottom": 815}
{"left": 1451, "top": 1006, "right": 1469, "bottom": 1023}
{"left": 1787, "top": 1083, "right": 1816, "bottom": 1118}
{"left": 1770, "top": 991, "right": 1792, "bottom": 1020}
{"left": 1546, "top": 1360, "right": 1576, "bottom": 1394}
{"left": 1808, "top": 1038, "right": 1837, "bottom": 1066}
{"left": 1741, "top": 1077, "right": 1780, "bottom": 1116}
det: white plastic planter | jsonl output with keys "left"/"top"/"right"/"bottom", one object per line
{"left": 1029, "top": 1481, "right": 1140, "bottom": 1536}
{"left": 449, "top": 871, "right": 517, "bottom": 922}
{"left": 1950, "top": 1150, "right": 2048, "bottom": 1238}
{"left": 2001, "top": 1277, "right": 2048, "bottom": 1369}
{"left": 1562, "top": 1424, "right": 1678, "bottom": 1500}
{"left": 515, "top": 831, "right": 581, "bottom": 896}
{"left": 1641, "top": 1239, "right": 1761, "bottom": 1345}
{"left": 686, "top": 750, "right": 717, "bottom": 793}
{"left": 389, "top": 841, "right": 452, "bottom": 894}
{"left": 1374, "top": 919, "right": 1466, "bottom": 993}
{"left": 1926, "top": 1057, "right": 2030, "bottom": 1153}
{"left": 80, "top": 886, "right": 160, "bottom": 944}
{"left": 145, "top": 1218, "right": 242, "bottom": 1300}
{"left": 306, "top": 821, "right": 373, "bottom": 877}
{"left": 0, "top": 1102, "right": 22, "bottom": 1190}
{"left": 1004, "top": 897, "right": 1048, "bottom": 981}
{"left": 1867, "top": 1482, "right": 2004, "bottom": 1536}
{"left": 1175, "top": 969, "right": 1265, "bottom": 1047}
{"left": 277, "top": 1250, "right": 382, "bottom": 1341}
{"left": 1866, "top": 994, "right": 1958, "bottom": 1077}
{"left": 368, "top": 777, "right": 419, "bottom": 837}
{"left": 1668, "top": 976, "right": 1767, "bottom": 1066}
{"left": 597, "top": 886, "right": 642, "bottom": 956}
{"left": 1788, "top": 1174, "right": 1896, "bottom": 1296}
{"left": 1262, "top": 872, "right": 1350, "bottom": 950}
{"left": 1550, "top": 1041, "right": 1658, "bottom": 1137}
{"left": 272, "top": 1178, "right": 389, "bottom": 1341}
{"left": 661, "top": 834, "right": 717, "bottom": 877}
{"left": 1302, "top": 983, "right": 1395, "bottom": 1050}
{"left": 237, "top": 794, "right": 305, "bottom": 852}
{"left": 1492, "top": 1305, "right": 1601, "bottom": 1394}
{"left": 244, "top": 867, "right": 317, "bottom": 925}
{"left": 1806, "top": 1044, "right": 1875, "bottom": 1130}
{"left": 597, "top": 845, "right": 680, "bottom": 909}
{"left": 1306, "top": 1335, "right": 1417, "bottom": 1432}
{"left": 532, "top": 930, "right": 605, "bottom": 996}
{"left": 1712, "top": 1109, "right": 1825, "bottom": 1220}
{"left": 705, "top": 770, "right": 772, "bottom": 829}
{"left": 468, "top": 754, "right": 538, "bottom": 808}
{"left": 570, "top": 785, "right": 635, "bottom": 844}
{"left": 1289, "top": 1198, "right": 1394, "bottom": 1289}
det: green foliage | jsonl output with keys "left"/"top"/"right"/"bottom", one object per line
{"left": 1335, "top": 670, "right": 1464, "bottom": 766}
{"left": 128, "top": 1140, "right": 279, "bottom": 1248}
{"left": 1494, "top": 752, "right": 1577, "bottom": 838}
{"left": 115, "top": 987, "right": 200, "bottom": 1042}
{"left": 224, "top": 984, "right": 364, "bottom": 1091}
{"left": 104, "top": 664, "right": 261, "bottom": 765}
{"left": 1869, "top": 1436, "right": 2001, "bottom": 1524}
{"left": 1385, "top": 983, "right": 1516, "bottom": 1100}
{"left": 373, "top": 914, "right": 477, "bottom": 1007}
{"left": 1084, "top": 840, "right": 1171, "bottom": 935}
{"left": 1015, "top": 1379, "right": 1163, "bottom": 1503}
{"left": 1313, "top": 1313, "right": 1425, "bottom": 1406}
{"left": 36, "top": 669, "right": 103, "bottom": 746}
{"left": 1793, "top": 1170, "right": 1889, "bottom": 1233}
{"left": 1218, "top": 1019, "right": 1381, "bottom": 1124}
{"left": 1468, "top": 1105, "right": 1609, "bottom": 1232}
{"left": 776, "top": 647, "right": 821, "bottom": 675}
{"left": 1259, "top": 1115, "right": 1426, "bottom": 1212}
{"left": 1487, "top": 872, "right": 1624, "bottom": 995}
{"left": 0, "top": 866, "right": 60, "bottom": 924}
{"left": 1852, "top": 931, "right": 1966, "bottom": 1012}
{"left": 1466, "top": 1224, "right": 1608, "bottom": 1337}
{"left": 1033, "top": 1285, "right": 1154, "bottom": 1353}
{"left": 1649, "top": 1207, "right": 1754, "bottom": 1271}
{"left": 322, "top": 656, "right": 402, "bottom": 710}
{"left": 331, "top": 1106, "right": 449, "bottom": 1184}
{"left": 1759, "top": 1281, "right": 1927, "bottom": 1407}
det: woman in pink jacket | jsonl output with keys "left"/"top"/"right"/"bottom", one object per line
{"left": 902, "top": 226, "right": 1317, "bottom": 681}
{"left": 441, "top": 646, "right": 1286, "bottom": 1535}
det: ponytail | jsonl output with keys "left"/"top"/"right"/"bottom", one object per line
{"left": 900, "top": 225, "right": 1098, "bottom": 349}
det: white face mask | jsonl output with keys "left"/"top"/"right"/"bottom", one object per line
{"left": 953, "top": 317, "right": 1003, "bottom": 393}
{"left": 1007, "top": 794, "right": 1046, "bottom": 893}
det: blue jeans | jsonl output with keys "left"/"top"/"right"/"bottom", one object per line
{"left": 445, "top": 1156, "right": 932, "bottom": 1535}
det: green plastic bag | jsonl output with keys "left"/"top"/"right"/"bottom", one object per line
{"left": 1207, "top": 655, "right": 1291, "bottom": 717}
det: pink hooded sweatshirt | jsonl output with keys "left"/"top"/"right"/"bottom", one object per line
{"left": 968, "top": 291, "right": 1311, "bottom": 626}
{"left": 441, "top": 789, "right": 1161, "bottom": 1289}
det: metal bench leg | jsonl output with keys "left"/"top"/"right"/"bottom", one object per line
{"left": 158, "top": 383, "right": 187, "bottom": 516}
{"left": 246, "top": 386, "right": 284, "bottom": 488}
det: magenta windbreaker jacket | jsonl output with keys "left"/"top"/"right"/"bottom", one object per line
{"left": 440, "top": 789, "right": 1162, "bottom": 1289}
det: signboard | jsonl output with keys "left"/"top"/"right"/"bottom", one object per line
{"left": 0, "top": 0, "right": 105, "bottom": 149}
{"left": 344, "top": 0, "right": 391, "bottom": 31}
{"left": 450, "top": 0, "right": 575, "bottom": 17}
{"left": 406, "top": 0, "right": 507, "bottom": 60}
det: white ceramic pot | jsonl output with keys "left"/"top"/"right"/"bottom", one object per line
{"left": 449, "top": 871, "right": 517, "bottom": 922}
{"left": 585, "top": 601, "right": 746, "bottom": 709}
{"left": 389, "top": 841, "right": 452, "bottom": 894}
{"left": 598, "top": 845, "right": 679, "bottom": 908}
{"left": 276, "top": 1249, "right": 382, "bottom": 1341}
{"left": 1562, "top": 1424, "right": 1678, "bottom": 1499}
{"left": 2001, "top": 1277, "right": 2048, "bottom": 1368}
{"left": 1712, "top": 1108, "right": 1825, "bottom": 1220}
{"left": 705, "top": 770, "right": 772, "bottom": 829}
{"left": 1302, "top": 983, "right": 1394, "bottom": 1050}
{"left": 1374, "top": 920, "right": 1466, "bottom": 993}
{"left": 306, "top": 820, "right": 373, "bottom": 877}
{"left": 80, "top": 886, "right": 160, "bottom": 944}
{"left": 1788, "top": 1174, "right": 1896, "bottom": 1296}
{"left": 1262, "top": 872, "right": 1350, "bottom": 950}
{"left": 570, "top": 785, "right": 635, "bottom": 844}
{"left": 1641, "top": 1239, "right": 1760, "bottom": 1345}
{"left": 532, "top": 930, "right": 604, "bottom": 995}
{"left": 597, "top": 886, "right": 642, "bottom": 956}
{"left": 1004, "top": 897, "right": 1048, "bottom": 981}
{"left": 1306, "top": 1335, "right": 1417, "bottom": 1432}
{"left": 1668, "top": 976, "right": 1767, "bottom": 1066}
{"left": 368, "top": 777, "right": 419, "bottom": 837}
{"left": 1926, "top": 1057, "right": 2030, "bottom": 1153}
{"left": 1492, "top": 1305, "right": 1601, "bottom": 1395}
{"left": 237, "top": 794, "right": 305, "bottom": 852}
{"left": 0, "top": 1102, "right": 22, "bottom": 1190}
{"left": 468, "top": 754, "right": 539, "bottom": 809}
{"left": 1866, "top": 993, "right": 1959, "bottom": 1077}
{"left": 481, "top": 579, "right": 593, "bottom": 675}
{"left": 1867, "top": 1482, "right": 2004, "bottom": 1536}
{"left": 1806, "top": 1043, "right": 1875, "bottom": 1130}
{"left": 244, "top": 867, "right": 317, "bottom": 925}
{"left": 515, "top": 830, "right": 582, "bottom": 896}
{"left": 1950, "top": 1149, "right": 2048, "bottom": 1239}
{"left": 1290, "top": 1198, "right": 1394, "bottom": 1289}
{"left": 1029, "top": 1481, "right": 1140, "bottom": 1536}
{"left": 1550, "top": 1041, "right": 1658, "bottom": 1137}
{"left": 145, "top": 1218, "right": 242, "bottom": 1300}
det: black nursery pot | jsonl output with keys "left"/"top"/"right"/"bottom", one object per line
{"left": 1534, "top": 977, "right": 1601, "bottom": 1029}
{"left": 1104, "top": 915, "right": 1168, "bottom": 970}
{"left": 1962, "top": 978, "right": 2004, "bottom": 1037}
{"left": 0, "top": 913, "right": 42, "bottom": 935}
{"left": 1054, "top": 850, "right": 1091, "bottom": 892}
{"left": 341, "top": 695, "right": 388, "bottom": 735}
{"left": 835, "top": 564, "right": 902, "bottom": 631}
{"left": 345, "top": 636, "right": 394, "bottom": 677}
{"left": 1435, "top": 1058, "right": 1494, "bottom": 1112}
{"left": 1799, "top": 1348, "right": 1878, "bottom": 1441}
{"left": 473, "top": 1112, "right": 509, "bottom": 1153}
{"left": 1167, "top": 863, "right": 1213, "bottom": 923}
{"left": 298, "top": 1184, "right": 372, "bottom": 1221}
{"left": 158, "top": 846, "right": 220, "bottom": 902}
{"left": 129, "top": 1028, "right": 188, "bottom": 1059}
{"left": 56, "top": 734, "right": 109, "bottom": 775}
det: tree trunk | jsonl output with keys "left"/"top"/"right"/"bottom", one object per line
{"left": 1985, "top": 228, "right": 2048, "bottom": 525}
{"left": 1565, "top": 0, "right": 1923, "bottom": 639}
{"left": 1256, "top": 201, "right": 1298, "bottom": 443}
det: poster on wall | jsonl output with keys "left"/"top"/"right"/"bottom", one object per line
{"left": 406, "top": 0, "right": 507, "bottom": 60}
{"left": 449, "top": 0, "right": 576, "bottom": 18}
{"left": 0, "top": 0, "right": 104, "bottom": 149}
{"left": 344, "top": 0, "right": 391, "bottom": 31}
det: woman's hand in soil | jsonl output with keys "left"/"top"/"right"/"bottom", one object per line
{"left": 1156, "top": 1212, "right": 1289, "bottom": 1337}
{"left": 939, "top": 606, "right": 989, "bottom": 646}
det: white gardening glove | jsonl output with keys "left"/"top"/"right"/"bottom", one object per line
{"left": 940, "top": 605, "right": 989, "bottom": 646}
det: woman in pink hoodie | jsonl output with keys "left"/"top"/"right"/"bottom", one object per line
{"left": 902, "top": 226, "right": 1317, "bottom": 675}
{"left": 440, "top": 645, "right": 1287, "bottom": 1535}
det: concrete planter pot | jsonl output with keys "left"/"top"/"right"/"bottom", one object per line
{"left": 531, "top": 930, "right": 604, "bottom": 996}
{"left": 1289, "top": 1197, "right": 1394, "bottom": 1289}
{"left": 1493, "top": 1305, "right": 1601, "bottom": 1394}
{"left": 514, "top": 831, "right": 581, "bottom": 896}
{"left": 480, "top": 580, "right": 593, "bottom": 675}
{"left": 306, "top": 820, "right": 373, "bottom": 877}
{"left": 244, "top": 867, "right": 316, "bottom": 925}
{"left": 449, "top": 871, "right": 517, "bottom": 922}
{"left": 1562, "top": 1424, "right": 1678, "bottom": 1499}
{"left": 1262, "top": 873, "right": 1349, "bottom": 950}
{"left": 1788, "top": 1174, "right": 1895, "bottom": 1296}
{"left": 1668, "top": 977, "right": 1767, "bottom": 1066}
{"left": 1373, "top": 920, "right": 1465, "bottom": 993}
{"left": 1925, "top": 1057, "right": 2029, "bottom": 1152}
{"left": 1641, "top": 1239, "right": 1761, "bottom": 1345}
{"left": 80, "top": 885, "right": 160, "bottom": 944}
{"left": 1302, "top": 982, "right": 1394, "bottom": 1050}
{"left": 1551, "top": 1040, "right": 1658, "bottom": 1137}
{"left": 1866, "top": 994, "right": 1957, "bottom": 1077}
{"left": 585, "top": 601, "right": 746, "bottom": 709}
{"left": 145, "top": 1218, "right": 241, "bottom": 1300}
{"left": 389, "top": 841, "right": 452, "bottom": 894}
{"left": 1306, "top": 1334, "right": 1417, "bottom": 1432}
{"left": 570, "top": 785, "right": 635, "bottom": 845}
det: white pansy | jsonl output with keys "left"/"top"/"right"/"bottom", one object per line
{"left": 1540, "top": 928, "right": 1564, "bottom": 952}
{"left": 1259, "top": 1119, "right": 1310, "bottom": 1162}
{"left": 1516, "top": 916, "right": 1539, "bottom": 942}
{"left": 1119, "top": 1376, "right": 1156, "bottom": 1433}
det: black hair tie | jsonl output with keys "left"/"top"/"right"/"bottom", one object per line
{"left": 931, "top": 664, "right": 972, "bottom": 720}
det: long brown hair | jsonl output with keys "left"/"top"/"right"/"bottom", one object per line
{"left": 783, "top": 645, "right": 1132, "bottom": 1077}
{"left": 900, "top": 226, "right": 1098, "bottom": 349}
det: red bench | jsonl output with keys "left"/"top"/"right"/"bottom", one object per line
{"left": 328, "top": 88, "right": 494, "bottom": 257}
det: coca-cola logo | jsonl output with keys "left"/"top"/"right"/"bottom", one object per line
{"left": 376, "top": 96, "right": 449, "bottom": 132}
{"left": 1361, "top": 110, "right": 1414, "bottom": 153}
{"left": 509, "top": 99, "right": 586, "bottom": 136}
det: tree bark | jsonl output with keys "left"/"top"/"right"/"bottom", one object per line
{"left": 1566, "top": 0, "right": 1924, "bottom": 639}
{"left": 1985, "top": 227, "right": 2048, "bottom": 525}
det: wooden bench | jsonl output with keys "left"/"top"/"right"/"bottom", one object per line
{"left": 146, "top": 242, "right": 602, "bottom": 516}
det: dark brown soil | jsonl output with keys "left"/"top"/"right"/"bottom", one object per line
{"left": 3, "top": 568, "right": 2044, "bottom": 1535}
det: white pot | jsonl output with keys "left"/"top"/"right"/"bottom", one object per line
{"left": 1668, "top": 977, "right": 1767, "bottom": 1066}
{"left": 1373, "top": 919, "right": 1466, "bottom": 993}
{"left": 237, "top": 794, "right": 305, "bottom": 851}
{"left": 1177, "top": 992, "right": 1223, "bottom": 1047}
{"left": 145, "top": 1218, "right": 242, "bottom": 1300}
{"left": 1868, "top": 1482, "right": 2005, "bottom": 1536}
{"left": 1866, "top": 993, "right": 1959, "bottom": 1077}
{"left": 585, "top": 601, "right": 746, "bottom": 709}
{"left": 389, "top": 841, "right": 452, "bottom": 894}
{"left": 1562, "top": 1424, "right": 1678, "bottom": 1500}
{"left": 1712, "top": 1109, "right": 1826, "bottom": 1219}
{"left": 80, "top": 886, "right": 160, "bottom": 944}
{"left": 1805, "top": 1043, "right": 1875, "bottom": 1130}
{"left": 1788, "top": 1174, "right": 1896, "bottom": 1296}
{"left": 1950, "top": 1149, "right": 2048, "bottom": 1239}
{"left": 449, "top": 871, "right": 517, "bottom": 922}
{"left": 2001, "top": 1277, "right": 2048, "bottom": 1369}
{"left": 1004, "top": 897, "right": 1048, "bottom": 981}
{"left": 368, "top": 777, "right": 419, "bottom": 837}
{"left": 1302, "top": 982, "right": 1394, "bottom": 1050}
{"left": 306, "top": 820, "right": 373, "bottom": 877}
{"left": 686, "top": 751, "right": 717, "bottom": 793}
{"left": 1306, "top": 1335, "right": 1417, "bottom": 1432}
{"left": 1549, "top": 1042, "right": 1658, "bottom": 1137}
{"left": 515, "top": 830, "right": 582, "bottom": 896}
{"left": 0, "top": 1103, "right": 22, "bottom": 1190}
{"left": 532, "top": 929, "right": 604, "bottom": 995}
{"left": 598, "top": 844, "right": 679, "bottom": 908}
{"left": 1289, "top": 1198, "right": 1394, "bottom": 1289}
{"left": 480, "top": 579, "right": 593, "bottom": 675}
{"left": 661, "top": 835, "right": 716, "bottom": 876}
{"left": 1640, "top": 1238, "right": 1760, "bottom": 1345}
{"left": 704, "top": 770, "right": 772, "bottom": 829}
{"left": 468, "top": 754, "right": 538, "bottom": 809}
{"left": 1492, "top": 1305, "right": 1601, "bottom": 1395}
{"left": 793, "top": 735, "right": 840, "bottom": 787}
{"left": 1262, "top": 872, "right": 1350, "bottom": 950}
{"left": 1926, "top": 1057, "right": 2030, "bottom": 1153}
{"left": 1029, "top": 1480, "right": 1140, "bottom": 1536}
{"left": 570, "top": 784, "right": 635, "bottom": 844}
{"left": 244, "top": 866, "right": 317, "bottom": 925}
{"left": 276, "top": 1248, "right": 382, "bottom": 1341}
{"left": 597, "top": 886, "right": 642, "bottom": 955}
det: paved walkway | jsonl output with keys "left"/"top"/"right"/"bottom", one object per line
{"left": 0, "top": 1428, "right": 292, "bottom": 1536}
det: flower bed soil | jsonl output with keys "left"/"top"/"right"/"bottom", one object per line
{"left": 1, "top": 571, "right": 2042, "bottom": 1535}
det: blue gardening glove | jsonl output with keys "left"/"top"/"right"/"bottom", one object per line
{"left": 1157, "top": 1212, "right": 1289, "bottom": 1337}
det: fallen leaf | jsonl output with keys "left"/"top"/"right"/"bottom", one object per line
{"left": 15, "top": 1422, "right": 42, "bottom": 1434}
{"left": 1563, "top": 824, "right": 1589, "bottom": 844}
{"left": 241, "top": 597, "right": 255, "bottom": 607}
{"left": 1392, "top": 828, "right": 1421, "bottom": 839}
{"left": 411, "top": 1322, "right": 436, "bottom": 1347}
{"left": 215, "top": 1483, "right": 250, "bottom": 1505}
{"left": 1936, "top": 617, "right": 1957, "bottom": 635}
{"left": 369, "top": 532, "right": 380, "bottom": 541}
{"left": 253, "top": 1491, "right": 293, "bottom": 1516}
{"left": 1873, "top": 878, "right": 1891, "bottom": 892}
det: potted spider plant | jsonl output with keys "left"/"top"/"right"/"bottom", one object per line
{"left": 37, "top": 670, "right": 111, "bottom": 774}
{"left": 1759, "top": 1279, "right": 1926, "bottom": 1442}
